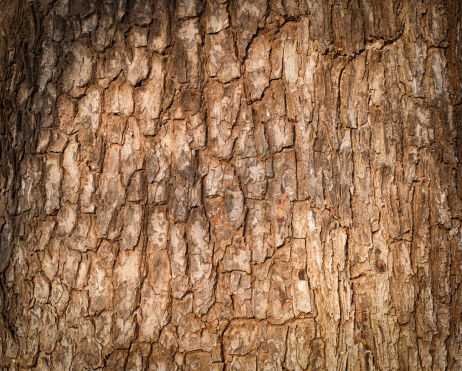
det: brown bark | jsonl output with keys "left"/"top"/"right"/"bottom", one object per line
{"left": 0, "top": 0, "right": 461, "bottom": 370}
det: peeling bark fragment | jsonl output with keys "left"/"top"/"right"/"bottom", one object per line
{"left": 17, "top": 157, "right": 42, "bottom": 214}
{"left": 129, "top": 0, "right": 153, "bottom": 26}
{"left": 292, "top": 242, "right": 313, "bottom": 315}
{"left": 134, "top": 55, "right": 164, "bottom": 136}
{"left": 50, "top": 281, "right": 70, "bottom": 315}
{"left": 166, "top": 120, "right": 198, "bottom": 222}
{"left": 95, "top": 311, "right": 113, "bottom": 351}
{"left": 62, "top": 141, "right": 80, "bottom": 204}
{"left": 244, "top": 34, "right": 271, "bottom": 101}
{"left": 127, "top": 26, "right": 148, "bottom": 48}
{"left": 206, "top": 80, "right": 243, "bottom": 159}
{"left": 204, "top": 196, "right": 235, "bottom": 265}
{"left": 193, "top": 271, "right": 217, "bottom": 315}
{"left": 44, "top": 154, "right": 62, "bottom": 215}
{"left": 114, "top": 249, "right": 142, "bottom": 319}
{"left": 40, "top": 306, "right": 58, "bottom": 354}
{"left": 96, "top": 47, "right": 123, "bottom": 88}
{"left": 80, "top": 166, "right": 96, "bottom": 213}
{"left": 229, "top": 271, "right": 253, "bottom": 317}
{"left": 360, "top": 0, "right": 402, "bottom": 41}
{"left": 103, "top": 115, "right": 126, "bottom": 145}
{"left": 204, "top": 157, "right": 224, "bottom": 197}
{"left": 34, "top": 272, "right": 50, "bottom": 304}
{"left": 340, "top": 54, "right": 368, "bottom": 128}
{"left": 224, "top": 321, "right": 262, "bottom": 356}
{"left": 169, "top": 223, "right": 190, "bottom": 298}
{"left": 246, "top": 199, "right": 271, "bottom": 262}
{"left": 75, "top": 86, "right": 101, "bottom": 132}
{"left": 187, "top": 208, "right": 212, "bottom": 285}
{"left": 88, "top": 242, "right": 114, "bottom": 315}
{"left": 49, "top": 129, "right": 68, "bottom": 153}
{"left": 269, "top": 150, "right": 297, "bottom": 247}
{"left": 139, "top": 284, "right": 169, "bottom": 343}
{"left": 282, "top": 24, "right": 300, "bottom": 87}
{"left": 235, "top": 99, "right": 258, "bottom": 158}
{"left": 41, "top": 242, "right": 59, "bottom": 281}
{"left": 123, "top": 46, "right": 150, "bottom": 86}
{"left": 92, "top": 2, "right": 116, "bottom": 51}
{"left": 61, "top": 41, "right": 94, "bottom": 97}
{"left": 51, "top": 333, "right": 73, "bottom": 371}
{"left": 205, "top": 0, "right": 229, "bottom": 34}
{"left": 96, "top": 146, "right": 125, "bottom": 237}
{"left": 285, "top": 323, "right": 316, "bottom": 370}
{"left": 269, "top": 261, "right": 294, "bottom": 323}
{"left": 104, "top": 75, "right": 135, "bottom": 116}
{"left": 255, "top": 81, "right": 293, "bottom": 153}
{"left": 206, "top": 29, "right": 241, "bottom": 83}
{"left": 57, "top": 204, "right": 77, "bottom": 235}
{"left": 332, "top": 0, "right": 365, "bottom": 56}
{"left": 185, "top": 352, "right": 213, "bottom": 370}
{"left": 120, "top": 118, "right": 144, "bottom": 186}
{"left": 223, "top": 239, "right": 251, "bottom": 274}
{"left": 120, "top": 204, "right": 143, "bottom": 250}
{"left": 169, "top": 18, "right": 202, "bottom": 88}
{"left": 235, "top": 157, "right": 268, "bottom": 200}
{"left": 176, "top": 0, "right": 202, "bottom": 19}
{"left": 65, "top": 290, "right": 88, "bottom": 327}
{"left": 57, "top": 95, "right": 76, "bottom": 135}
{"left": 231, "top": 0, "right": 268, "bottom": 60}
{"left": 145, "top": 134, "right": 171, "bottom": 186}
{"left": 127, "top": 170, "right": 147, "bottom": 202}
{"left": 222, "top": 166, "right": 246, "bottom": 229}
{"left": 304, "top": 0, "right": 333, "bottom": 53}
{"left": 229, "top": 355, "right": 257, "bottom": 370}
{"left": 38, "top": 39, "right": 58, "bottom": 92}
{"left": 148, "top": 0, "right": 171, "bottom": 53}
{"left": 113, "top": 315, "right": 137, "bottom": 348}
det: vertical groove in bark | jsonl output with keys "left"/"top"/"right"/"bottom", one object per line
{"left": 0, "top": 0, "right": 461, "bottom": 370}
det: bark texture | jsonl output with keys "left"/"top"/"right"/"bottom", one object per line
{"left": 1, "top": 0, "right": 462, "bottom": 370}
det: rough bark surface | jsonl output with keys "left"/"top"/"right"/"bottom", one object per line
{"left": 0, "top": 0, "right": 462, "bottom": 370}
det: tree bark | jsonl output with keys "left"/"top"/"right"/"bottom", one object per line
{"left": 1, "top": 0, "right": 461, "bottom": 369}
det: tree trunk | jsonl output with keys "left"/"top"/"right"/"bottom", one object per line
{"left": 1, "top": 0, "right": 461, "bottom": 369}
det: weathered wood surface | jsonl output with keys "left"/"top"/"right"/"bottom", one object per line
{"left": 0, "top": 0, "right": 461, "bottom": 369}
